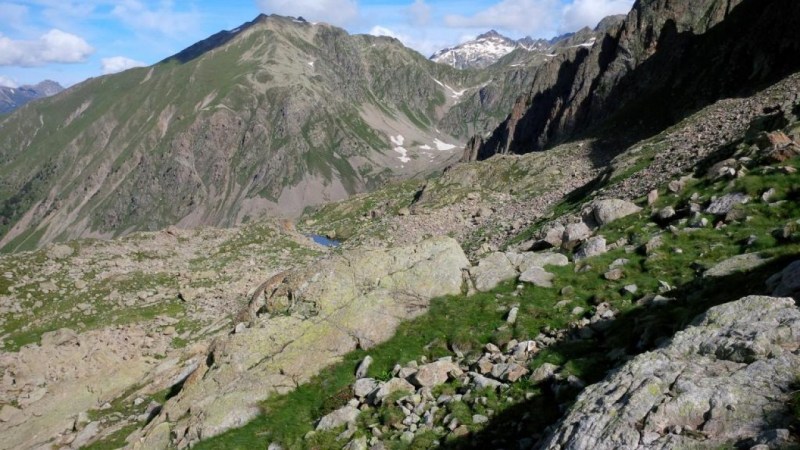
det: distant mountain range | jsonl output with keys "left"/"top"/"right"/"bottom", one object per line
{"left": 429, "top": 16, "right": 625, "bottom": 70}
{"left": 0, "top": 80, "right": 63, "bottom": 115}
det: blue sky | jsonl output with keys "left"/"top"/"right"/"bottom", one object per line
{"left": 0, "top": 0, "right": 633, "bottom": 88}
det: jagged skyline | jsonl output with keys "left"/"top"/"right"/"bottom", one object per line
{"left": 0, "top": 0, "right": 632, "bottom": 87}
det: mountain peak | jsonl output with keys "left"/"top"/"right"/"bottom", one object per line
{"left": 477, "top": 30, "right": 504, "bottom": 40}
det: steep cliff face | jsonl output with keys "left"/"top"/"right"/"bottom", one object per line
{"left": 472, "top": 0, "right": 800, "bottom": 160}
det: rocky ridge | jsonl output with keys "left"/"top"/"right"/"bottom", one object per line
{"left": 469, "top": 0, "right": 800, "bottom": 160}
{"left": 0, "top": 80, "right": 63, "bottom": 115}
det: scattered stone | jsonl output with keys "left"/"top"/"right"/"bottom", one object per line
{"left": 668, "top": 179, "right": 684, "bottom": 193}
{"left": 506, "top": 307, "right": 519, "bottom": 324}
{"left": 645, "top": 235, "right": 664, "bottom": 255}
{"left": 655, "top": 206, "right": 676, "bottom": 221}
{"left": 604, "top": 269, "right": 624, "bottom": 281}
{"left": 410, "top": 361, "right": 463, "bottom": 388}
{"left": 398, "top": 207, "right": 411, "bottom": 217}
{"left": 47, "top": 244, "right": 74, "bottom": 260}
{"left": 471, "top": 374, "right": 502, "bottom": 390}
{"left": 356, "top": 356, "right": 373, "bottom": 379}
{"left": 647, "top": 190, "right": 659, "bottom": 205}
{"left": 623, "top": 284, "right": 638, "bottom": 295}
{"left": 472, "top": 414, "right": 489, "bottom": 424}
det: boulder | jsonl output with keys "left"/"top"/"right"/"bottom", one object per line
{"left": 530, "top": 363, "right": 559, "bottom": 384}
{"left": 767, "top": 260, "right": 800, "bottom": 298}
{"left": 592, "top": 199, "right": 642, "bottom": 226}
{"left": 470, "top": 252, "right": 516, "bottom": 292}
{"left": 706, "top": 193, "right": 750, "bottom": 216}
{"left": 514, "top": 252, "right": 569, "bottom": 272}
{"left": 316, "top": 405, "right": 360, "bottom": 431}
{"left": 562, "top": 222, "right": 592, "bottom": 245}
{"left": 409, "top": 360, "right": 463, "bottom": 388}
{"left": 540, "top": 296, "right": 800, "bottom": 449}
{"left": 519, "top": 267, "right": 555, "bottom": 288}
{"left": 574, "top": 237, "right": 607, "bottom": 260}
{"left": 704, "top": 253, "right": 770, "bottom": 278}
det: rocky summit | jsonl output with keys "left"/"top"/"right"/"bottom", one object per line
{"left": 1, "top": 1, "right": 800, "bottom": 449}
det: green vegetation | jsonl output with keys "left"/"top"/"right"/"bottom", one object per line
{"left": 196, "top": 138, "right": 800, "bottom": 448}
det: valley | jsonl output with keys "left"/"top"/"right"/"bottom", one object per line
{"left": 0, "top": 0, "right": 799, "bottom": 449}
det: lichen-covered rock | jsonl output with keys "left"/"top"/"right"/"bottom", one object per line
{"left": 706, "top": 193, "right": 750, "bottom": 215}
{"left": 316, "top": 405, "right": 360, "bottom": 431}
{"left": 540, "top": 295, "right": 800, "bottom": 449}
{"left": 704, "top": 253, "right": 770, "bottom": 278}
{"left": 145, "top": 237, "right": 469, "bottom": 447}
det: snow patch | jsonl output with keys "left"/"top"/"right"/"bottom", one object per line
{"left": 434, "top": 139, "right": 457, "bottom": 151}
{"left": 308, "top": 61, "right": 315, "bottom": 67}
{"left": 419, "top": 144, "right": 432, "bottom": 150}
{"left": 391, "top": 135, "right": 410, "bottom": 163}
{"left": 432, "top": 78, "right": 468, "bottom": 99}
{"left": 390, "top": 134, "right": 405, "bottom": 146}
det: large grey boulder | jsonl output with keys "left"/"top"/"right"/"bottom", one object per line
{"left": 574, "top": 237, "right": 607, "bottom": 260}
{"left": 562, "top": 222, "right": 592, "bottom": 245}
{"left": 592, "top": 199, "right": 642, "bottom": 226}
{"left": 470, "top": 252, "right": 516, "bottom": 292}
{"left": 146, "top": 237, "right": 470, "bottom": 447}
{"left": 540, "top": 295, "right": 800, "bottom": 450}
{"left": 768, "top": 260, "right": 800, "bottom": 299}
{"left": 704, "top": 253, "right": 770, "bottom": 278}
{"left": 519, "top": 267, "right": 555, "bottom": 288}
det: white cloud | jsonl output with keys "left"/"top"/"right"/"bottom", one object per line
{"left": 0, "top": 29, "right": 94, "bottom": 67}
{"left": 368, "top": 25, "right": 444, "bottom": 58}
{"left": 443, "top": 0, "right": 633, "bottom": 37}
{"left": 256, "top": 0, "right": 359, "bottom": 25}
{"left": 101, "top": 56, "right": 147, "bottom": 75}
{"left": 0, "top": 3, "right": 29, "bottom": 32}
{"left": 444, "top": 0, "right": 561, "bottom": 36}
{"left": 0, "top": 75, "right": 18, "bottom": 88}
{"left": 406, "top": 0, "right": 431, "bottom": 26}
{"left": 561, "top": 0, "right": 633, "bottom": 31}
{"left": 112, "top": 0, "right": 201, "bottom": 36}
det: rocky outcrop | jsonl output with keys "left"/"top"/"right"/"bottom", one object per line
{"left": 475, "top": 0, "right": 800, "bottom": 159}
{"left": 134, "top": 237, "right": 469, "bottom": 448}
{"left": 540, "top": 295, "right": 800, "bottom": 449}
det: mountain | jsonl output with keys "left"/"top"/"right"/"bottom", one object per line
{"left": 429, "top": 16, "right": 626, "bottom": 71}
{"left": 466, "top": 0, "right": 800, "bottom": 160}
{"left": 0, "top": 80, "right": 63, "bottom": 115}
{"left": 3, "top": 0, "right": 800, "bottom": 448}
{"left": 0, "top": 14, "right": 496, "bottom": 252}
